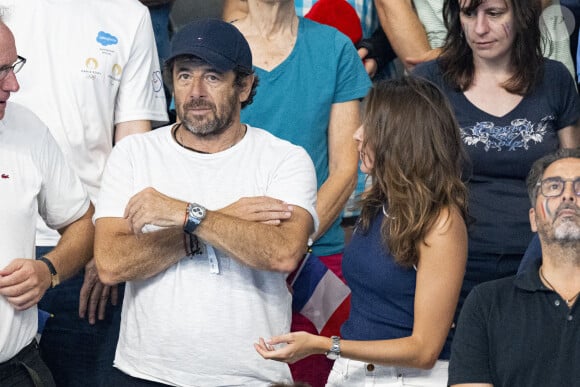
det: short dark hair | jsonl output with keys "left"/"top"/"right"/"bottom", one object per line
{"left": 162, "top": 56, "right": 259, "bottom": 109}
{"left": 439, "top": 0, "right": 544, "bottom": 95}
{"left": 526, "top": 148, "right": 580, "bottom": 205}
{"left": 233, "top": 67, "right": 259, "bottom": 108}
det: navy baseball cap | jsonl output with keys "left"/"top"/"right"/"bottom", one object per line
{"left": 167, "top": 18, "right": 252, "bottom": 73}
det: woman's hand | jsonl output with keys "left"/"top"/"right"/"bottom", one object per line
{"left": 254, "top": 332, "right": 326, "bottom": 364}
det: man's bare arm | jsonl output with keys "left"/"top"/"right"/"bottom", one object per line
{"left": 374, "top": 0, "right": 434, "bottom": 70}
{"left": 195, "top": 206, "right": 313, "bottom": 272}
{"left": 76, "top": 119, "right": 151, "bottom": 322}
{"left": 114, "top": 120, "right": 151, "bottom": 144}
{"left": 95, "top": 188, "right": 313, "bottom": 285}
{"left": 95, "top": 217, "right": 188, "bottom": 285}
{"left": 48, "top": 204, "right": 96, "bottom": 281}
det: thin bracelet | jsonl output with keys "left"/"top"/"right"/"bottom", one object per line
{"left": 182, "top": 204, "right": 192, "bottom": 256}
{"left": 183, "top": 232, "right": 191, "bottom": 256}
{"left": 183, "top": 203, "right": 189, "bottom": 229}
{"left": 189, "top": 233, "right": 198, "bottom": 255}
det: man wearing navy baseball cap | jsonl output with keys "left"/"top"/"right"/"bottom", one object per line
{"left": 94, "top": 18, "right": 319, "bottom": 386}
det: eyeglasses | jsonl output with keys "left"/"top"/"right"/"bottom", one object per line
{"left": 0, "top": 56, "right": 26, "bottom": 81}
{"left": 537, "top": 177, "right": 580, "bottom": 198}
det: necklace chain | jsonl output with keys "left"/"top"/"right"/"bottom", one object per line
{"left": 539, "top": 267, "right": 580, "bottom": 306}
{"left": 172, "top": 123, "right": 245, "bottom": 154}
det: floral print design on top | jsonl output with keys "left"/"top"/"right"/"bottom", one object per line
{"left": 462, "top": 116, "right": 554, "bottom": 151}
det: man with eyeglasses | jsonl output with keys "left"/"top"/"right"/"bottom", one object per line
{"left": 0, "top": 1, "right": 169, "bottom": 385}
{"left": 0, "top": 21, "right": 94, "bottom": 386}
{"left": 448, "top": 148, "right": 580, "bottom": 387}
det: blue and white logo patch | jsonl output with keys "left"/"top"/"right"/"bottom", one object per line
{"left": 96, "top": 31, "right": 118, "bottom": 46}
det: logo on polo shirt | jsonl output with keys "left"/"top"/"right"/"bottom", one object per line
{"left": 82, "top": 57, "right": 102, "bottom": 81}
{"left": 152, "top": 71, "right": 163, "bottom": 92}
{"left": 85, "top": 58, "right": 98, "bottom": 70}
{"left": 96, "top": 31, "right": 118, "bottom": 47}
{"left": 112, "top": 64, "right": 122, "bottom": 77}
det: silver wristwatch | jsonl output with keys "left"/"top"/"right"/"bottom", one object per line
{"left": 325, "top": 336, "right": 341, "bottom": 360}
{"left": 183, "top": 203, "right": 206, "bottom": 234}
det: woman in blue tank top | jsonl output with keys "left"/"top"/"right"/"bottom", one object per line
{"left": 255, "top": 77, "right": 468, "bottom": 386}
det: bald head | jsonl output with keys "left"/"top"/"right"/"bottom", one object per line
{"left": 0, "top": 21, "right": 15, "bottom": 49}
{"left": 0, "top": 20, "right": 20, "bottom": 120}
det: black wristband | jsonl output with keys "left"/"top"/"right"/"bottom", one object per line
{"left": 183, "top": 232, "right": 190, "bottom": 256}
{"left": 38, "top": 256, "right": 57, "bottom": 275}
{"left": 189, "top": 234, "right": 200, "bottom": 255}
{"left": 38, "top": 256, "right": 59, "bottom": 288}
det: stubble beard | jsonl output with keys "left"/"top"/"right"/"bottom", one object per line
{"left": 536, "top": 206, "right": 580, "bottom": 256}
{"left": 180, "top": 92, "right": 238, "bottom": 138}
{"left": 553, "top": 218, "right": 580, "bottom": 243}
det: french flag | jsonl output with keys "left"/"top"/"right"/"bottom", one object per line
{"left": 289, "top": 251, "right": 351, "bottom": 337}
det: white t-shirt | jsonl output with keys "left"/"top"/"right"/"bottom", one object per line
{"left": 95, "top": 125, "right": 318, "bottom": 386}
{"left": 0, "top": 103, "right": 90, "bottom": 362}
{"left": 0, "top": 0, "right": 169, "bottom": 245}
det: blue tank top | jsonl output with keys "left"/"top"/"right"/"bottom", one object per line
{"left": 341, "top": 211, "right": 452, "bottom": 359}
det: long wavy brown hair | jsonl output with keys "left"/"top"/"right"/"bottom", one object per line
{"left": 439, "top": 0, "right": 544, "bottom": 95}
{"left": 358, "top": 77, "right": 468, "bottom": 267}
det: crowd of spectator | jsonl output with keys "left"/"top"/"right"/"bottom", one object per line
{"left": 1, "top": 1, "right": 579, "bottom": 386}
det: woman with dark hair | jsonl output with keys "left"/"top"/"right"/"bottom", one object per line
{"left": 255, "top": 77, "right": 468, "bottom": 386}
{"left": 414, "top": 0, "right": 580, "bottom": 317}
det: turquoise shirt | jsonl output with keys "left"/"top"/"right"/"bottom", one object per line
{"left": 241, "top": 18, "right": 371, "bottom": 256}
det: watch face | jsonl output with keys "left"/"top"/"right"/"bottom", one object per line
{"left": 184, "top": 203, "right": 206, "bottom": 234}
{"left": 326, "top": 336, "right": 341, "bottom": 360}
{"left": 189, "top": 205, "right": 205, "bottom": 219}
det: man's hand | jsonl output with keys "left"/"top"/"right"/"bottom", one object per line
{"left": 124, "top": 187, "right": 186, "bottom": 234}
{"left": 358, "top": 47, "right": 378, "bottom": 78}
{"left": 0, "top": 259, "right": 51, "bottom": 310}
{"left": 79, "top": 259, "right": 118, "bottom": 325}
{"left": 219, "top": 196, "right": 293, "bottom": 225}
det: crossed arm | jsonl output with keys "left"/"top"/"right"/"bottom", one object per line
{"left": 95, "top": 188, "right": 314, "bottom": 285}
